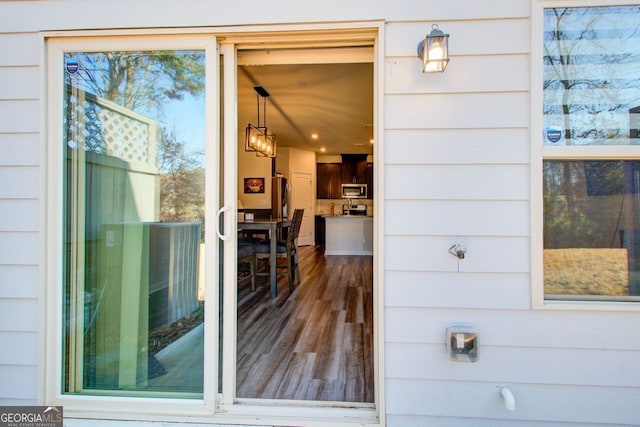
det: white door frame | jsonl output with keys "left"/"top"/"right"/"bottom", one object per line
{"left": 220, "top": 42, "right": 240, "bottom": 404}
{"left": 218, "top": 23, "right": 385, "bottom": 425}
{"left": 43, "top": 32, "right": 221, "bottom": 418}
{"left": 41, "top": 22, "right": 384, "bottom": 426}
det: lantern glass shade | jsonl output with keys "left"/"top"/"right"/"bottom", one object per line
{"left": 246, "top": 124, "right": 266, "bottom": 151}
{"left": 245, "top": 124, "right": 276, "bottom": 157}
{"left": 256, "top": 132, "right": 276, "bottom": 158}
{"left": 419, "top": 26, "right": 449, "bottom": 73}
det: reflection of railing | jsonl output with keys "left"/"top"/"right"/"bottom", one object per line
{"left": 148, "top": 222, "right": 201, "bottom": 330}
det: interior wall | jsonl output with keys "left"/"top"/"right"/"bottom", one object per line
{"left": 238, "top": 142, "right": 272, "bottom": 209}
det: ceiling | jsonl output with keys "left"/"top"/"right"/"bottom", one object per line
{"left": 236, "top": 50, "right": 374, "bottom": 156}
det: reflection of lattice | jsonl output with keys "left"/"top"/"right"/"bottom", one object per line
{"left": 69, "top": 89, "right": 157, "bottom": 168}
{"left": 97, "top": 108, "right": 151, "bottom": 164}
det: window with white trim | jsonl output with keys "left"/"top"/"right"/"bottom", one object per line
{"left": 540, "top": 3, "right": 640, "bottom": 302}
{"left": 63, "top": 48, "right": 207, "bottom": 396}
{"left": 44, "top": 36, "right": 219, "bottom": 412}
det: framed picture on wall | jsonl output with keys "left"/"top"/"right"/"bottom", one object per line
{"left": 244, "top": 177, "right": 265, "bottom": 193}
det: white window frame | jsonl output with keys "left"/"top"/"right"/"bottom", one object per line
{"left": 41, "top": 22, "right": 386, "bottom": 426}
{"left": 531, "top": 0, "right": 640, "bottom": 311}
{"left": 42, "top": 32, "right": 221, "bottom": 418}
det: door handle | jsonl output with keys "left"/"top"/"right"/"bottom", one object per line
{"left": 216, "top": 205, "right": 231, "bottom": 241}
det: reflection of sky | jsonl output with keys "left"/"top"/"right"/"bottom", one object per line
{"left": 157, "top": 93, "right": 206, "bottom": 166}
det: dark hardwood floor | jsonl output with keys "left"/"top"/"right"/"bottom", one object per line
{"left": 236, "top": 245, "right": 374, "bottom": 403}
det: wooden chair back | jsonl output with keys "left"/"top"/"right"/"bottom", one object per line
{"left": 288, "top": 209, "right": 304, "bottom": 247}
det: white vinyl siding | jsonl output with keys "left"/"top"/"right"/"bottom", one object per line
{"left": 384, "top": 4, "right": 640, "bottom": 426}
{"left": 384, "top": 14, "right": 535, "bottom": 425}
{"left": 0, "top": 29, "right": 40, "bottom": 407}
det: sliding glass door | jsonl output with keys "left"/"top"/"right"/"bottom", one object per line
{"left": 58, "top": 39, "right": 217, "bottom": 399}
{"left": 49, "top": 29, "right": 379, "bottom": 420}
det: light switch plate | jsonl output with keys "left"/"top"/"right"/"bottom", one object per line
{"left": 446, "top": 326, "right": 478, "bottom": 362}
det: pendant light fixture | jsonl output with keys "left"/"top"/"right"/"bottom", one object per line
{"left": 245, "top": 86, "right": 276, "bottom": 158}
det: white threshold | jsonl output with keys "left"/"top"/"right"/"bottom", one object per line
{"left": 63, "top": 404, "right": 379, "bottom": 427}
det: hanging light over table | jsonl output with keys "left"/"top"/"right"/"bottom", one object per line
{"left": 245, "top": 86, "right": 276, "bottom": 158}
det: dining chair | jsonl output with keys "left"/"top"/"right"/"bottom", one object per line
{"left": 255, "top": 208, "right": 304, "bottom": 291}
{"left": 238, "top": 241, "right": 257, "bottom": 291}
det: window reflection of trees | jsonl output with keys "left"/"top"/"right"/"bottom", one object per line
{"left": 63, "top": 50, "right": 207, "bottom": 393}
{"left": 543, "top": 6, "right": 640, "bottom": 146}
{"left": 64, "top": 51, "right": 206, "bottom": 226}
{"left": 542, "top": 5, "right": 640, "bottom": 298}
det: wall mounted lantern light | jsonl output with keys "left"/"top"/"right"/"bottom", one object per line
{"left": 245, "top": 86, "right": 276, "bottom": 158}
{"left": 417, "top": 24, "right": 449, "bottom": 73}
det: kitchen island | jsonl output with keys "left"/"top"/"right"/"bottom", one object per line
{"left": 324, "top": 215, "right": 373, "bottom": 256}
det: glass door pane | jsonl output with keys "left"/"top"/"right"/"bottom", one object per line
{"left": 62, "top": 49, "right": 207, "bottom": 397}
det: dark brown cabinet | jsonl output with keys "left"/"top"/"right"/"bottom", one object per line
{"left": 315, "top": 215, "right": 326, "bottom": 245}
{"left": 317, "top": 156, "right": 372, "bottom": 199}
{"left": 316, "top": 163, "right": 342, "bottom": 199}
{"left": 341, "top": 154, "right": 367, "bottom": 184}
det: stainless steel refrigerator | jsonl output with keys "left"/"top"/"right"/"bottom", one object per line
{"left": 271, "top": 176, "right": 290, "bottom": 219}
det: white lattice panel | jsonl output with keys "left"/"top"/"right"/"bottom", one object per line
{"left": 97, "top": 107, "right": 151, "bottom": 165}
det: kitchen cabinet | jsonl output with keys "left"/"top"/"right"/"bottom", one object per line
{"left": 315, "top": 215, "right": 326, "bottom": 245}
{"left": 341, "top": 154, "right": 367, "bottom": 184}
{"left": 316, "top": 163, "right": 342, "bottom": 199}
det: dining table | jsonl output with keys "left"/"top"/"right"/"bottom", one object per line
{"left": 238, "top": 217, "right": 291, "bottom": 298}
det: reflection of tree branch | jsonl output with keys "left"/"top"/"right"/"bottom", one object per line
{"left": 545, "top": 6, "right": 640, "bottom": 145}
{"left": 543, "top": 12, "right": 561, "bottom": 90}
{"left": 68, "top": 51, "right": 204, "bottom": 116}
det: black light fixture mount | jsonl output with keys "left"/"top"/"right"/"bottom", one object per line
{"left": 417, "top": 24, "right": 450, "bottom": 73}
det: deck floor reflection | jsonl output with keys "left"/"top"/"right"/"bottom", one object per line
{"left": 147, "top": 323, "right": 204, "bottom": 392}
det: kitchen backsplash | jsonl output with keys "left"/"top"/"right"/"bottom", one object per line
{"left": 316, "top": 199, "right": 373, "bottom": 216}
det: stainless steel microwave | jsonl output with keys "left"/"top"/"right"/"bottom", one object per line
{"left": 341, "top": 183, "right": 367, "bottom": 198}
